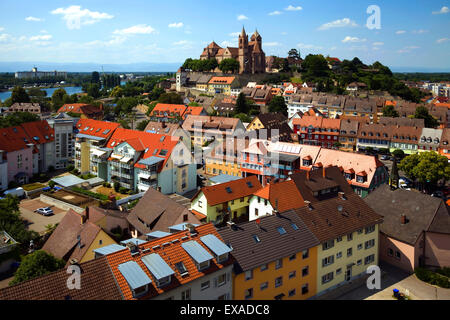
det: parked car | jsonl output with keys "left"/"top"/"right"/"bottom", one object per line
{"left": 35, "top": 207, "right": 54, "bottom": 216}
{"left": 380, "top": 155, "right": 390, "bottom": 160}
{"left": 431, "top": 191, "right": 445, "bottom": 199}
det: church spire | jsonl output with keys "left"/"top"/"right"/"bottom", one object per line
{"left": 241, "top": 26, "right": 246, "bottom": 36}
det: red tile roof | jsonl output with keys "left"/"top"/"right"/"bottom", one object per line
{"left": 58, "top": 103, "right": 103, "bottom": 117}
{"left": 76, "top": 119, "right": 120, "bottom": 139}
{"left": 253, "top": 180, "right": 305, "bottom": 212}
{"left": 106, "top": 223, "right": 234, "bottom": 300}
{"left": 0, "top": 120, "right": 54, "bottom": 154}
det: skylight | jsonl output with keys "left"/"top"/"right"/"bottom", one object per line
{"left": 277, "top": 227, "right": 287, "bottom": 235}
{"left": 159, "top": 149, "right": 168, "bottom": 156}
{"left": 252, "top": 235, "right": 261, "bottom": 243}
{"left": 175, "top": 261, "right": 188, "bottom": 276}
{"left": 153, "top": 149, "right": 158, "bottom": 155}
{"left": 246, "top": 182, "right": 253, "bottom": 188}
{"left": 225, "top": 187, "right": 232, "bottom": 194}
{"left": 83, "top": 127, "right": 89, "bottom": 131}
{"left": 291, "top": 223, "right": 299, "bottom": 231}
{"left": 103, "top": 129, "right": 111, "bottom": 135}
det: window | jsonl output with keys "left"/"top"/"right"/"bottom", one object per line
{"left": 255, "top": 208, "right": 259, "bottom": 217}
{"left": 395, "top": 251, "right": 401, "bottom": 260}
{"left": 365, "top": 254, "right": 375, "bottom": 265}
{"left": 291, "top": 223, "right": 299, "bottom": 231}
{"left": 289, "top": 289, "right": 296, "bottom": 297}
{"left": 337, "top": 236, "right": 342, "bottom": 243}
{"left": 260, "top": 264, "right": 268, "bottom": 271}
{"left": 289, "top": 271, "right": 296, "bottom": 279}
{"left": 99, "top": 240, "right": 103, "bottom": 245}
{"left": 302, "top": 249, "right": 309, "bottom": 259}
{"left": 302, "top": 266, "right": 309, "bottom": 277}
{"left": 275, "top": 276, "right": 283, "bottom": 288}
{"left": 322, "top": 272, "right": 334, "bottom": 284}
{"left": 347, "top": 248, "right": 353, "bottom": 257}
{"left": 198, "top": 201, "right": 203, "bottom": 208}
{"left": 133, "top": 285, "right": 148, "bottom": 298}
{"left": 289, "top": 254, "right": 296, "bottom": 261}
{"left": 357, "top": 243, "right": 363, "bottom": 250}
{"left": 336, "top": 251, "right": 342, "bottom": 259}
{"left": 357, "top": 259, "right": 362, "bottom": 266}
{"left": 388, "top": 248, "right": 394, "bottom": 257}
{"left": 275, "top": 259, "right": 283, "bottom": 270}
{"left": 322, "top": 255, "right": 334, "bottom": 267}
{"left": 336, "top": 268, "right": 342, "bottom": 275}
{"left": 245, "top": 288, "right": 253, "bottom": 300}
{"left": 365, "top": 239, "right": 375, "bottom": 249}
{"left": 252, "top": 235, "right": 261, "bottom": 243}
{"left": 277, "top": 227, "right": 287, "bottom": 235}
{"left": 357, "top": 229, "right": 363, "bottom": 235}
{"left": 245, "top": 270, "right": 253, "bottom": 281}
{"left": 347, "top": 233, "right": 353, "bottom": 241}
{"left": 181, "top": 289, "right": 191, "bottom": 300}
{"left": 201, "top": 281, "right": 210, "bottom": 291}
{"left": 217, "top": 273, "right": 226, "bottom": 286}
{"left": 302, "top": 284, "right": 309, "bottom": 295}
{"left": 260, "top": 282, "right": 268, "bottom": 291}
{"left": 198, "top": 260, "right": 210, "bottom": 271}
{"left": 365, "top": 225, "right": 375, "bottom": 234}
{"left": 322, "top": 240, "right": 335, "bottom": 250}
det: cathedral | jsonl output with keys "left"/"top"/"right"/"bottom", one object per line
{"left": 200, "top": 27, "right": 266, "bottom": 74}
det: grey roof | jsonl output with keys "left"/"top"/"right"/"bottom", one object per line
{"left": 93, "top": 244, "right": 125, "bottom": 256}
{"left": 169, "top": 223, "right": 199, "bottom": 232}
{"left": 85, "top": 177, "right": 104, "bottom": 186}
{"left": 117, "top": 261, "right": 152, "bottom": 290}
{"left": 209, "top": 174, "right": 242, "bottom": 185}
{"left": 138, "top": 156, "right": 165, "bottom": 166}
{"left": 52, "top": 174, "right": 85, "bottom": 188}
{"left": 146, "top": 231, "right": 172, "bottom": 238}
{"left": 75, "top": 133, "right": 106, "bottom": 141}
{"left": 181, "top": 240, "right": 214, "bottom": 264}
{"left": 364, "top": 184, "right": 449, "bottom": 245}
{"left": 278, "top": 153, "right": 300, "bottom": 162}
{"left": 141, "top": 253, "right": 175, "bottom": 280}
{"left": 116, "top": 192, "right": 145, "bottom": 206}
{"left": 200, "top": 234, "right": 232, "bottom": 256}
{"left": 120, "top": 238, "right": 147, "bottom": 246}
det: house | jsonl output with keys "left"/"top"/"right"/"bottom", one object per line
{"left": 0, "top": 257, "right": 123, "bottom": 300}
{"left": 204, "top": 138, "right": 245, "bottom": 177}
{"left": 42, "top": 209, "right": 118, "bottom": 265}
{"left": 195, "top": 74, "right": 213, "bottom": 92}
{"left": 106, "top": 223, "right": 234, "bottom": 300}
{"left": 418, "top": 128, "right": 443, "bottom": 153}
{"left": 8, "top": 103, "right": 50, "bottom": 118}
{"left": 248, "top": 180, "right": 305, "bottom": 221}
{"left": 0, "top": 231, "right": 18, "bottom": 275}
{"left": 290, "top": 183, "right": 383, "bottom": 297}
{"left": 57, "top": 103, "right": 104, "bottom": 120}
{"left": 149, "top": 103, "right": 206, "bottom": 123}
{"left": 106, "top": 128, "right": 196, "bottom": 195}
{"left": 74, "top": 119, "right": 120, "bottom": 176}
{"left": 190, "top": 176, "right": 262, "bottom": 225}
{"left": 21, "top": 120, "right": 56, "bottom": 173}
{"left": 390, "top": 125, "right": 422, "bottom": 155}
{"left": 343, "top": 98, "right": 379, "bottom": 122}
{"left": 208, "top": 77, "right": 240, "bottom": 96}
{"left": 182, "top": 115, "right": 246, "bottom": 148}
{"left": 47, "top": 114, "right": 77, "bottom": 170}
{"left": 247, "top": 113, "right": 293, "bottom": 142}
{"left": 357, "top": 123, "right": 392, "bottom": 152}
{"left": 293, "top": 116, "right": 341, "bottom": 149}
{"left": 127, "top": 187, "right": 203, "bottom": 239}
{"left": 365, "top": 185, "right": 450, "bottom": 272}
{"left": 218, "top": 210, "right": 320, "bottom": 300}
{"left": 346, "top": 82, "right": 368, "bottom": 92}
{"left": 338, "top": 119, "right": 360, "bottom": 152}
{"left": 378, "top": 117, "right": 425, "bottom": 128}
{"left": 438, "top": 128, "right": 450, "bottom": 160}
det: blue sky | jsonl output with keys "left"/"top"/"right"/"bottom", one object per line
{"left": 0, "top": 0, "right": 449, "bottom": 70}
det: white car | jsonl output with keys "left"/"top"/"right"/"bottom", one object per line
{"left": 36, "top": 207, "right": 54, "bottom": 216}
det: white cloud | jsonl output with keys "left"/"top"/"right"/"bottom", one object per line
{"left": 173, "top": 40, "right": 189, "bottom": 46}
{"left": 437, "top": 38, "right": 450, "bottom": 44}
{"left": 221, "top": 40, "right": 235, "bottom": 47}
{"left": 51, "top": 5, "right": 113, "bottom": 30}
{"left": 412, "top": 29, "right": 428, "bottom": 34}
{"left": 168, "top": 22, "right": 184, "bottom": 28}
{"left": 0, "top": 34, "right": 11, "bottom": 42}
{"left": 30, "top": 34, "right": 52, "bottom": 41}
{"left": 397, "top": 46, "right": 420, "bottom": 53}
{"left": 342, "top": 36, "right": 366, "bottom": 43}
{"left": 229, "top": 32, "right": 241, "bottom": 37}
{"left": 281, "top": 32, "right": 288, "bottom": 35}
{"left": 113, "top": 24, "right": 156, "bottom": 35}
{"left": 297, "top": 43, "right": 323, "bottom": 50}
{"left": 318, "top": 18, "right": 358, "bottom": 30}
{"left": 432, "top": 6, "right": 449, "bottom": 14}
{"left": 265, "top": 42, "right": 282, "bottom": 47}
{"left": 285, "top": 5, "right": 303, "bottom": 11}
{"left": 25, "top": 16, "right": 44, "bottom": 22}
{"left": 373, "top": 42, "right": 384, "bottom": 46}
{"left": 40, "top": 30, "right": 48, "bottom": 34}
{"left": 396, "top": 30, "right": 406, "bottom": 34}
{"left": 269, "top": 11, "right": 282, "bottom": 16}
{"left": 237, "top": 14, "right": 249, "bottom": 21}
{"left": 0, "top": 27, "right": 4, "bottom": 32}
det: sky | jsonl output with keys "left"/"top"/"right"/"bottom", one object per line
{"left": 0, "top": 0, "right": 449, "bottom": 71}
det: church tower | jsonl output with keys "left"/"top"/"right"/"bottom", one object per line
{"left": 238, "top": 27, "right": 249, "bottom": 74}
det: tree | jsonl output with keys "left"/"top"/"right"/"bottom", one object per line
{"left": 136, "top": 120, "right": 150, "bottom": 131}
{"left": 84, "top": 83, "right": 100, "bottom": 99}
{"left": 11, "top": 86, "right": 30, "bottom": 104}
{"left": 51, "top": 88, "right": 67, "bottom": 111}
{"left": 382, "top": 105, "right": 399, "bottom": 118}
{"left": 92, "top": 71, "right": 100, "bottom": 84}
{"left": 399, "top": 152, "right": 450, "bottom": 186}
{"left": 158, "top": 92, "right": 183, "bottom": 104}
{"left": 10, "top": 250, "right": 65, "bottom": 285}
{"left": 390, "top": 158, "right": 400, "bottom": 188}
{"left": 302, "top": 54, "right": 329, "bottom": 79}
{"left": 268, "top": 96, "right": 287, "bottom": 116}
{"left": 219, "top": 58, "right": 240, "bottom": 74}
{"left": 288, "top": 48, "right": 301, "bottom": 60}
{"left": 235, "top": 93, "right": 248, "bottom": 114}
{"left": 27, "top": 88, "right": 47, "bottom": 98}
{"left": 414, "top": 106, "right": 439, "bottom": 128}
{"left": 116, "top": 97, "right": 138, "bottom": 115}
{"left": 110, "top": 86, "right": 124, "bottom": 98}
{"left": 0, "top": 112, "right": 40, "bottom": 128}
{"left": 48, "top": 180, "right": 56, "bottom": 188}
{"left": 392, "top": 149, "right": 405, "bottom": 160}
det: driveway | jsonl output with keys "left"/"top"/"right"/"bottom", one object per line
{"left": 337, "top": 262, "right": 450, "bottom": 300}
{"left": 19, "top": 199, "right": 67, "bottom": 235}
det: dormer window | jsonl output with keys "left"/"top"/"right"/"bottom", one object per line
{"left": 198, "top": 260, "right": 210, "bottom": 271}
{"left": 434, "top": 138, "right": 440, "bottom": 144}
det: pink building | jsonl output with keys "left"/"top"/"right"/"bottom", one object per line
{"left": 365, "top": 184, "right": 450, "bottom": 273}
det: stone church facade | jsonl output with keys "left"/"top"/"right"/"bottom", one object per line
{"left": 200, "top": 27, "right": 266, "bottom": 74}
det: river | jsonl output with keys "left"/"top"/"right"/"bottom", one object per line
{"left": 0, "top": 86, "right": 83, "bottom": 102}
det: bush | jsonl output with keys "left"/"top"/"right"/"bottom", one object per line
{"left": 47, "top": 165, "right": 55, "bottom": 172}
{"left": 71, "top": 187, "right": 109, "bottom": 201}
{"left": 48, "top": 181, "right": 56, "bottom": 189}
{"left": 119, "top": 187, "right": 128, "bottom": 194}
{"left": 114, "top": 182, "right": 120, "bottom": 192}
{"left": 67, "top": 165, "right": 75, "bottom": 172}
{"left": 415, "top": 267, "right": 450, "bottom": 288}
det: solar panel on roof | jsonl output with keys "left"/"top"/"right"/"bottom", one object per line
{"left": 200, "top": 234, "right": 232, "bottom": 256}
{"left": 141, "top": 253, "right": 175, "bottom": 280}
{"left": 117, "top": 261, "right": 152, "bottom": 290}
{"left": 181, "top": 240, "right": 213, "bottom": 264}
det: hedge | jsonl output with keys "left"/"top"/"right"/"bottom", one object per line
{"left": 71, "top": 187, "right": 109, "bottom": 201}
{"left": 415, "top": 267, "right": 450, "bottom": 289}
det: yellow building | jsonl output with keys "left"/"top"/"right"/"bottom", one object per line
{"left": 205, "top": 140, "right": 242, "bottom": 177}
{"left": 208, "top": 76, "right": 239, "bottom": 95}
{"left": 190, "top": 176, "right": 262, "bottom": 224}
{"left": 218, "top": 211, "right": 320, "bottom": 300}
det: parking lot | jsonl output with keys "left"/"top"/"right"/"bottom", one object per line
{"left": 19, "top": 199, "right": 68, "bottom": 235}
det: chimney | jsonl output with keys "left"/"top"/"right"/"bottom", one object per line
{"left": 85, "top": 207, "right": 89, "bottom": 222}
{"left": 338, "top": 192, "right": 347, "bottom": 200}
{"left": 80, "top": 213, "right": 87, "bottom": 225}
{"left": 255, "top": 218, "right": 261, "bottom": 228}
{"left": 69, "top": 258, "right": 79, "bottom": 266}
{"left": 185, "top": 223, "right": 196, "bottom": 234}
{"left": 162, "top": 121, "right": 167, "bottom": 128}
{"left": 306, "top": 170, "right": 310, "bottom": 181}
{"left": 323, "top": 166, "right": 327, "bottom": 178}
{"left": 400, "top": 214, "right": 407, "bottom": 225}
{"left": 304, "top": 200, "right": 312, "bottom": 210}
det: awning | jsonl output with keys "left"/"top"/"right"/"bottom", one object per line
{"left": 139, "top": 172, "right": 151, "bottom": 179}
{"left": 91, "top": 149, "right": 106, "bottom": 157}
{"left": 120, "top": 156, "right": 132, "bottom": 163}
{"left": 111, "top": 154, "right": 123, "bottom": 160}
